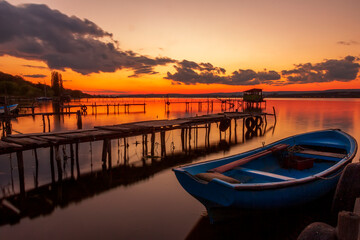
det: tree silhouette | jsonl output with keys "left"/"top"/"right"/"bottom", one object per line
{"left": 51, "top": 71, "right": 63, "bottom": 97}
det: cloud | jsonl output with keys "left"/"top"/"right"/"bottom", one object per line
{"left": 23, "top": 74, "right": 47, "bottom": 78}
{"left": 22, "top": 64, "right": 48, "bottom": 69}
{"left": 0, "top": 1, "right": 176, "bottom": 75}
{"left": 281, "top": 56, "right": 360, "bottom": 84}
{"left": 166, "top": 60, "right": 280, "bottom": 86}
{"left": 337, "top": 40, "right": 359, "bottom": 46}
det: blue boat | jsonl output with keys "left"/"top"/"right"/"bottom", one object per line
{"left": 173, "top": 129, "right": 357, "bottom": 211}
{"left": 0, "top": 104, "right": 18, "bottom": 114}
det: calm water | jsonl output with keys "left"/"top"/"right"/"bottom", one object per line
{"left": 0, "top": 98, "right": 359, "bottom": 239}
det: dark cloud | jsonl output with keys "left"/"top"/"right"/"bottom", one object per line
{"left": 166, "top": 61, "right": 280, "bottom": 86}
{"left": 281, "top": 56, "right": 360, "bottom": 84}
{"left": 0, "top": 1, "right": 176, "bottom": 75}
{"left": 337, "top": 41, "right": 359, "bottom": 46}
{"left": 22, "top": 64, "right": 48, "bottom": 69}
{"left": 23, "top": 74, "right": 47, "bottom": 78}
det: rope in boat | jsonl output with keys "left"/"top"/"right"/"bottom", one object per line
{"left": 313, "top": 169, "right": 344, "bottom": 180}
{"left": 313, "top": 154, "right": 350, "bottom": 180}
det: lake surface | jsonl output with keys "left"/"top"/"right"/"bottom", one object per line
{"left": 0, "top": 98, "right": 359, "bottom": 239}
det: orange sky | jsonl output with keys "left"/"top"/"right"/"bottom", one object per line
{"left": 1, "top": 0, "right": 360, "bottom": 94}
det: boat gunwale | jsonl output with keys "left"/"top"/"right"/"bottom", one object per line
{"left": 173, "top": 129, "right": 358, "bottom": 190}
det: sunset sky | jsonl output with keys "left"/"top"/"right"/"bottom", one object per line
{"left": 1, "top": 0, "right": 360, "bottom": 94}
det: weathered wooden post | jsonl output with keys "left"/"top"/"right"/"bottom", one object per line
{"left": 108, "top": 140, "right": 112, "bottom": 169}
{"left": 76, "top": 110, "right": 82, "bottom": 129}
{"left": 42, "top": 114, "right": 46, "bottom": 132}
{"left": 337, "top": 211, "right": 360, "bottom": 240}
{"left": 188, "top": 126, "right": 192, "bottom": 151}
{"left": 273, "top": 106, "right": 276, "bottom": 125}
{"left": 47, "top": 115, "right": 50, "bottom": 132}
{"left": 229, "top": 119, "right": 232, "bottom": 143}
{"left": 234, "top": 119, "right": 238, "bottom": 144}
{"left": 151, "top": 132, "right": 155, "bottom": 157}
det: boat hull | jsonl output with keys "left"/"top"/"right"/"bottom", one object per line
{"left": 175, "top": 168, "right": 341, "bottom": 209}
{"left": 0, "top": 104, "right": 18, "bottom": 114}
{"left": 173, "top": 129, "right": 357, "bottom": 210}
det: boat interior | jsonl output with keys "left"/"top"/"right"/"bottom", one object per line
{"left": 193, "top": 143, "right": 348, "bottom": 185}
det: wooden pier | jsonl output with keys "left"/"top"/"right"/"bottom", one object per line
{"left": 0, "top": 110, "right": 275, "bottom": 199}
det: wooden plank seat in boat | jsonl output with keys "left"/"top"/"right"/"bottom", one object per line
{"left": 209, "top": 144, "right": 290, "bottom": 173}
{"left": 195, "top": 172, "right": 241, "bottom": 183}
{"left": 296, "top": 149, "right": 346, "bottom": 159}
{"left": 235, "top": 167, "right": 295, "bottom": 181}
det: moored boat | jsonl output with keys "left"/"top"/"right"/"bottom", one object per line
{"left": 173, "top": 129, "right": 357, "bottom": 212}
{"left": 0, "top": 104, "right": 18, "bottom": 114}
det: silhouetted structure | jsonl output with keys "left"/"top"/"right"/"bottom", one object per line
{"left": 243, "top": 88, "right": 266, "bottom": 110}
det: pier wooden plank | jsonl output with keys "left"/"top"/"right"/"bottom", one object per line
{"left": 3, "top": 137, "right": 48, "bottom": 147}
{"left": 0, "top": 112, "right": 270, "bottom": 155}
{"left": 0, "top": 141, "right": 23, "bottom": 149}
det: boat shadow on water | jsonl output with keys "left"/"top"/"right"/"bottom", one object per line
{"left": 186, "top": 191, "right": 335, "bottom": 240}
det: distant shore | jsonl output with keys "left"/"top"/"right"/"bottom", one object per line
{"left": 89, "top": 89, "right": 360, "bottom": 99}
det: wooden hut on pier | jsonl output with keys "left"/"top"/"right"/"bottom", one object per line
{"left": 243, "top": 88, "right": 266, "bottom": 110}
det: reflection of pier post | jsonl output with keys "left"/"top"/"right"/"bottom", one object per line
{"left": 70, "top": 144, "right": 74, "bottom": 179}
{"left": 161, "top": 131, "right": 166, "bottom": 157}
{"left": 188, "top": 126, "right": 192, "bottom": 151}
{"left": 75, "top": 143, "right": 80, "bottom": 178}
{"left": 50, "top": 146, "right": 55, "bottom": 184}
{"left": 54, "top": 145, "right": 63, "bottom": 182}
{"left": 16, "top": 151, "right": 25, "bottom": 198}
{"left": 102, "top": 139, "right": 112, "bottom": 170}
{"left": 181, "top": 128, "right": 185, "bottom": 152}
{"left": 34, "top": 149, "right": 39, "bottom": 188}
{"left": 234, "top": 119, "right": 238, "bottom": 144}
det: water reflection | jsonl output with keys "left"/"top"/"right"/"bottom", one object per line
{"left": 1, "top": 98, "right": 359, "bottom": 240}
{"left": 186, "top": 192, "right": 334, "bottom": 240}
{"left": 0, "top": 115, "right": 274, "bottom": 226}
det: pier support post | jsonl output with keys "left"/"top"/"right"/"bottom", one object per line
{"left": 181, "top": 128, "right": 185, "bottom": 151}
{"left": 47, "top": 115, "right": 50, "bottom": 132}
{"left": 273, "top": 106, "right": 277, "bottom": 125}
{"left": 188, "top": 126, "right": 192, "bottom": 151}
{"left": 151, "top": 132, "right": 155, "bottom": 157}
{"left": 77, "top": 110, "right": 82, "bottom": 129}
{"left": 42, "top": 115, "right": 46, "bottom": 132}
{"left": 16, "top": 151, "right": 25, "bottom": 198}
{"left": 337, "top": 211, "right": 360, "bottom": 240}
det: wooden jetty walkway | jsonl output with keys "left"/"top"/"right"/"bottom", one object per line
{"left": 0, "top": 110, "right": 275, "bottom": 197}
{"left": 0, "top": 111, "right": 273, "bottom": 155}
